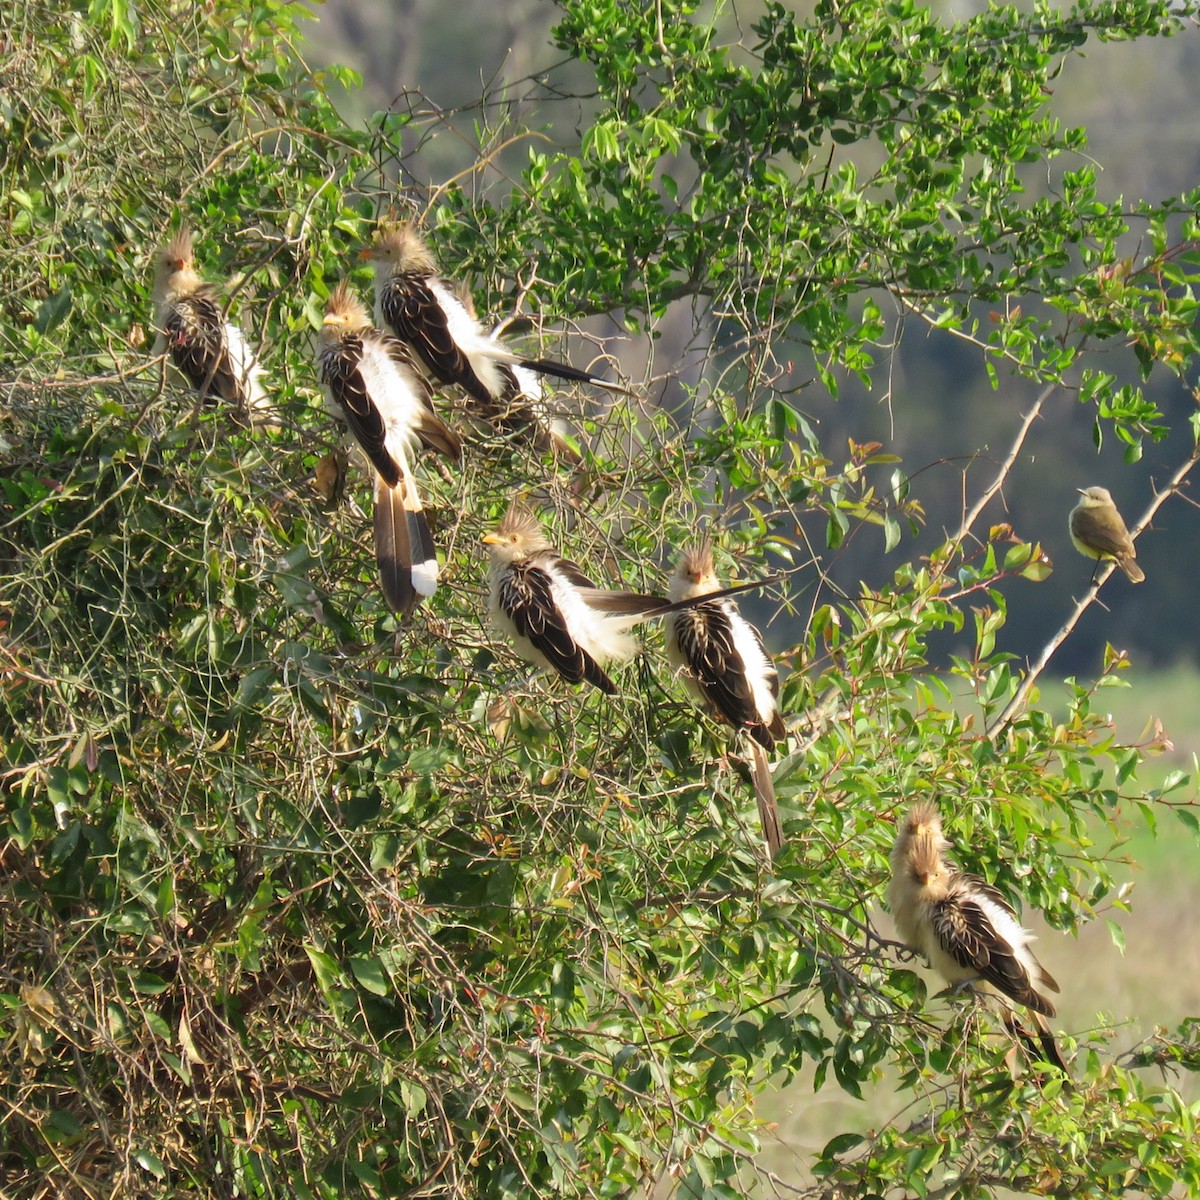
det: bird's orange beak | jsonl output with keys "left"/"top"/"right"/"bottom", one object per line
{"left": 481, "top": 533, "right": 505, "bottom": 546}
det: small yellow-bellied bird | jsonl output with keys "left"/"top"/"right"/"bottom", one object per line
{"left": 316, "top": 281, "right": 461, "bottom": 616}
{"left": 888, "top": 802, "right": 1067, "bottom": 1073}
{"left": 151, "top": 228, "right": 272, "bottom": 424}
{"left": 1069, "top": 486, "right": 1144, "bottom": 583}
{"left": 666, "top": 543, "right": 786, "bottom": 859}
{"left": 482, "top": 506, "right": 769, "bottom": 695}
{"left": 362, "top": 224, "right": 633, "bottom": 410}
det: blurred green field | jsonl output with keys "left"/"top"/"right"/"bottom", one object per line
{"left": 758, "top": 664, "right": 1200, "bottom": 1177}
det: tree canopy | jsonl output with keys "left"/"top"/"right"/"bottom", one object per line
{"left": 2, "top": 0, "right": 1200, "bottom": 1196}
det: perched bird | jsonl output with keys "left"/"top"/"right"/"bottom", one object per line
{"left": 888, "top": 802, "right": 1067, "bottom": 1073}
{"left": 151, "top": 227, "right": 272, "bottom": 423}
{"left": 1069, "top": 486, "right": 1144, "bottom": 583}
{"left": 666, "top": 543, "right": 786, "bottom": 858}
{"left": 493, "top": 360, "right": 582, "bottom": 463}
{"left": 482, "top": 504, "right": 669, "bottom": 694}
{"left": 483, "top": 506, "right": 771, "bottom": 694}
{"left": 455, "top": 281, "right": 582, "bottom": 461}
{"left": 667, "top": 544, "right": 785, "bottom": 751}
{"left": 316, "top": 280, "right": 461, "bottom": 616}
{"left": 362, "top": 224, "right": 632, "bottom": 409}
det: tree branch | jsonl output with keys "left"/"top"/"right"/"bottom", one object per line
{"left": 946, "top": 382, "right": 1054, "bottom": 553}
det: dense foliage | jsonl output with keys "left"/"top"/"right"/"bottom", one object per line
{"left": 2, "top": 0, "right": 1200, "bottom": 1197}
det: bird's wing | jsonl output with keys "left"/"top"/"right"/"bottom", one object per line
{"left": 932, "top": 883, "right": 1055, "bottom": 1016}
{"left": 380, "top": 334, "right": 462, "bottom": 460}
{"left": 163, "top": 289, "right": 243, "bottom": 403}
{"left": 318, "top": 335, "right": 401, "bottom": 487}
{"left": 500, "top": 561, "right": 615, "bottom": 693}
{"left": 581, "top": 588, "right": 672, "bottom": 618}
{"left": 671, "top": 603, "right": 761, "bottom": 733}
{"left": 221, "top": 318, "right": 268, "bottom": 411}
{"left": 552, "top": 557, "right": 602, "bottom": 591}
{"left": 968, "top": 872, "right": 1059, "bottom": 996}
{"left": 1070, "top": 509, "right": 1132, "bottom": 557}
{"left": 379, "top": 273, "right": 497, "bottom": 406}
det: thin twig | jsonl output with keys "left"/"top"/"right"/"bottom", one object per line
{"left": 801, "top": 385, "right": 1053, "bottom": 726}
{"left": 945, "top": 382, "right": 1054, "bottom": 556}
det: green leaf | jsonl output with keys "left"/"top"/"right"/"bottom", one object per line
{"left": 821, "top": 1132, "right": 865, "bottom": 1158}
{"left": 135, "top": 1149, "right": 167, "bottom": 1179}
{"left": 826, "top": 507, "right": 850, "bottom": 550}
{"left": 132, "top": 973, "right": 169, "bottom": 995}
{"left": 34, "top": 287, "right": 72, "bottom": 334}
{"left": 304, "top": 946, "right": 342, "bottom": 993}
{"left": 350, "top": 956, "right": 390, "bottom": 997}
{"left": 1105, "top": 918, "right": 1127, "bottom": 956}
{"left": 407, "top": 744, "right": 454, "bottom": 775}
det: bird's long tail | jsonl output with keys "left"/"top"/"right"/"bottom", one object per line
{"left": 517, "top": 357, "right": 635, "bottom": 397}
{"left": 1001, "top": 1008, "right": 1070, "bottom": 1078}
{"left": 374, "top": 461, "right": 438, "bottom": 616}
{"left": 495, "top": 366, "right": 584, "bottom": 463}
{"left": 1121, "top": 557, "right": 1146, "bottom": 584}
{"left": 747, "top": 738, "right": 784, "bottom": 861}
{"left": 1031, "top": 1011, "right": 1069, "bottom": 1076}
{"left": 582, "top": 576, "right": 780, "bottom": 621}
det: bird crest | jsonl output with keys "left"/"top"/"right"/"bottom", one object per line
{"left": 322, "top": 280, "right": 371, "bottom": 330}
{"left": 903, "top": 800, "right": 943, "bottom": 838}
{"left": 677, "top": 541, "right": 716, "bottom": 586}
{"left": 898, "top": 800, "right": 949, "bottom": 881}
{"left": 366, "top": 222, "right": 438, "bottom": 274}
{"left": 159, "top": 226, "right": 194, "bottom": 271}
{"left": 152, "top": 227, "right": 203, "bottom": 301}
{"left": 906, "top": 830, "right": 944, "bottom": 882}
{"left": 484, "top": 503, "right": 552, "bottom": 558}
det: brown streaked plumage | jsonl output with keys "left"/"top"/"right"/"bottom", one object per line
{"left": 666, "top": 542, "right": 786, "bottom": 859}
{"left": 316, "top": 280, "right": 460, "bottom": 616}
{"left": 482, "top": 504, "right": 665, "bottom": 694}
{"left": 667, "top": 543, "right": 785, "bottom": 751}
{"left": 482, "top": 510, "right": 775, "bottom": 695}
{"left": 888, "top": 802, "right": 1067, "bottom": 1073}
{"left": 151, "top": 227, "right": 271, "bottom": 422}
{"left": 364, "top": 223, "right": 634, "bottom": 408}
